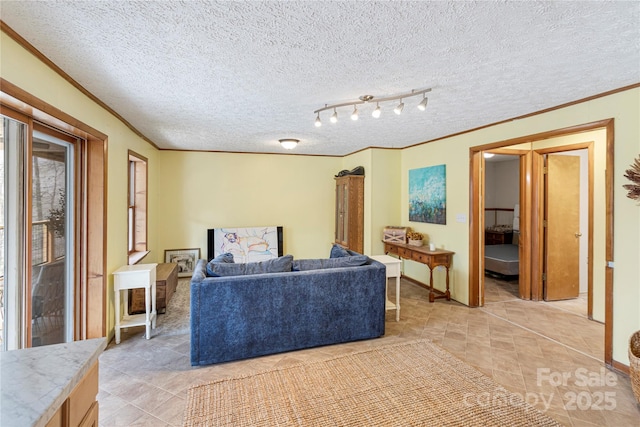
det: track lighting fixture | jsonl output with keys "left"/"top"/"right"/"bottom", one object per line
{"left": 417, "top": 95, "right": 429, "bottom": 111}
{"left": 351, "top": 106, "right": 359, "bottom": 121}
{"left": 279, "top": 138, "right": 299, "bottom": 150}
{"left": 394, "top": 100, "right": 404, "bottom": 115}
{"left": 372, "top": 103, "right": 381, "bottom": 118}
{"left": 313, "top": 88, "right": 430, "bottom": 126}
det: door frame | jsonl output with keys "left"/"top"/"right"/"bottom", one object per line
{"left": 1, "top": 79, "right": 108, "bottom": 346}
{"left": 468, "top": 119, "right": 614, "bottom": 366}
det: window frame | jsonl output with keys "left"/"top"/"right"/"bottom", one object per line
{"left": 127, "top": 150, "right": 148, "bottom": 265}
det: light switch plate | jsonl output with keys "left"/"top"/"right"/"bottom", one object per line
{"left": 456, "top": 213, "right": 467, "bottom": 223}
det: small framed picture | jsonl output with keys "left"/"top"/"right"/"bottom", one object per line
{"left": 164, "top": 248, "right": 200, "bottom": 277}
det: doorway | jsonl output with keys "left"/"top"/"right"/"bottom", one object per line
{"left": 483, "top": 149, "right": 591, "bottom": 309}
{"left": 468, "top": 119, "right": 614, "bottom": 366}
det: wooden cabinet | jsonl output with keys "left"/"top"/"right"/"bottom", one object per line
{"left": 46, "top": 362, "right": 99, "bottom": 427}
{"left": 335, "top": 175, "right": 364, "bottom": 254}
{"left": 129, "top": 262, "right": 178, "bottom": 314}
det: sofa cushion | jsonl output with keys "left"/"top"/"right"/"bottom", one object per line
{"left": 206, "top": 252, "right": 235, "bottom": 276}
{"left": 293, "top": 255, "right": 369, "bottom": 271}
{"left": 207, "top": 254, "right": 294, "bottom": 277}
{"left": 329, "top": 244, "right": 351, "bottom": 258}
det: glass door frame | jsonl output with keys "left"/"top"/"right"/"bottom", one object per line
{"left": 2, "top": 110, "right": 28, "bottom": 349}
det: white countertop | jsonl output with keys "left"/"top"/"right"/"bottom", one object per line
{"left": 0, "top": 337, "right": 107, "bottom": 427}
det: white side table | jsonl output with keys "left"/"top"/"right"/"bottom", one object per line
{"left": 113, "top": 263, "right": 157, "bottom": 344}
{"left": 370, "top": 255, "right": 402, "bottom": 321}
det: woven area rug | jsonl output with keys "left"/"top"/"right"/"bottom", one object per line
{"left": 154, "top": 278, "right": 190, "bottom": 336}
{"left": 183, "top": 339, "right": 560, "bottom": 426}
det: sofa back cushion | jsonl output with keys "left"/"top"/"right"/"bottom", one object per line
{"left": 293, "top": 255, "right": 369, "bottom": 271}
{"left": 207, "top": 254, "right": 294, "bottom": 277}
{"left": 330, "top": 244, "right": 351, "bottom": 258}
{"left": 206, "top": 252, "right": 235, "bottom": 276}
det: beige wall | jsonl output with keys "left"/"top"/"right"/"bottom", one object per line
{"left": 2, "top": 28, "right": 639, "bottom": 366}
{"left": 397, "top": 90, "right": 639, "bottom": 364}
{"left": 368, "top": 149, "right": 402, "bottom": 256}
{"left": 0, "top": 32, "right": 160, "bottom": 333}
{"left": 155, "top": 151, "right": 341, "bottom": 261}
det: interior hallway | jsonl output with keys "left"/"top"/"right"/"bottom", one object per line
{"left": 97, "top": 278, "right": 639, "bottom": 426}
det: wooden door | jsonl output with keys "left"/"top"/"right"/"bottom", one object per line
{"left": 544, "top": 154, "right": 580, "bottom": 300}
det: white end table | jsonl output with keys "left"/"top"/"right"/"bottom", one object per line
{"left": 370, "top": 255, "right": 402, "bottom": 321}
{"left": 113, "top": 263, "right": 157, "bottom": 344}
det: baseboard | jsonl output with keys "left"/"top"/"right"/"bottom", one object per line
{"left": 611, "top": 359, "right": 630, "bottom": 376}
{"left": 400, "top": 274, "right": 465, "bottom": 305}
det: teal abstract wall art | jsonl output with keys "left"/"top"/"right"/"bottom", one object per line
{"left": 409, "top": 165, "right": 446, "bottom": 224}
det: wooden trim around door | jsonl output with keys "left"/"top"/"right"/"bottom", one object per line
{"left": 468, "top": 151, "right": 482, "bottom": 306}
{"left": 604, "top": 120, "right": 614, "bottom": 365}
{"left": 519, "top": 151, "right": 532, "bottom": 300}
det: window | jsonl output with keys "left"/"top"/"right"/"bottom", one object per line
{"left": 128, "top": 151, "right": 148, "bottom": 264}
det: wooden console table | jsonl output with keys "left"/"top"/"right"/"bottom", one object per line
{"left": 383, "top": 241, "right": 454, "bottom": 303}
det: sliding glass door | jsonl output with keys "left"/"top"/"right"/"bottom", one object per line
{"left": 1, "top": 115, "right": 77, "bottom": 350}
{"left": 30, "top": 127, "right": 75, "bottom": 347}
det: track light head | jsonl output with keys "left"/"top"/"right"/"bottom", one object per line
{"left": 417, "top": 96, "right": 429, "bottom": 111}
{"left": 394, "top": 100, "right": 404, "bottom": 115}
{"left": 315, "top": 113, "right": 322, "bottom": 127}
{"left": 351, "top": 106, "right": 359, "bottom": 121}
{"left": 372, "top": 103, "right": 381, "bottom": 118}
{"left": 330, "top": 109, "right": 338, "bottom": 123}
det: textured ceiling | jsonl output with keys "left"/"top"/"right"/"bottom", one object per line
{"left": 1, "top": 1, "right": 638, "bottom": 156}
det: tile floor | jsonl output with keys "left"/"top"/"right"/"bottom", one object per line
{"left": 98, "top": 276, "right": 640, "bottom": 426}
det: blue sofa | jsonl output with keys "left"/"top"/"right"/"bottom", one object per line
{"left": 190, "top": 254, "right": 386, "bottom": 366}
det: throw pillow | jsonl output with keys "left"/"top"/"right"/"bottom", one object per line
{"left": 207, "top": 254, "right": 294, "bottom": 277}
{"left": 293, "top": 255, "right": 369, "bottom": 271}
{"left": 206, "top": 252, "right": 234, "bottom": 276}
{"left": 329, "top": 244, "right": 350, "bottom": 258}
